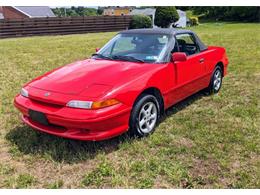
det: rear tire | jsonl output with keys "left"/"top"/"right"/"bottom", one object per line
{"left": 206, "top": 66, "right": 223, "bottom": 94}
{"left": 129, "top": 94, "right": 160, "bottom": 137}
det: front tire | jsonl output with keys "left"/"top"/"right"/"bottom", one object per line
{"left": 129, "top": 94, "right": 160, "bottom": 137}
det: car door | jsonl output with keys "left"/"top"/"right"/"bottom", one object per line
{"left": 169, "top": 33, "right": 207, "bottom": 104}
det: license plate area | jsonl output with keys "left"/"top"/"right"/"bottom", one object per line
{"left": 28, "top": 109, "right": 49, "bottom": 126}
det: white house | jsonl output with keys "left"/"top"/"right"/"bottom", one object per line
{"left": 174, "top": 9, "right": 188, "bottom": 28}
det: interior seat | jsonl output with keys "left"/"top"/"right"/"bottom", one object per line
{"left": 177, "top": 39, "right": 189, "bottom": 55}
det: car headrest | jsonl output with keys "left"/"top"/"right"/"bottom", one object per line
{"left": 177, "top": 39, "right": 186, "bottom": 45}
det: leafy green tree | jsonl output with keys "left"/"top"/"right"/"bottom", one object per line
{"left": 175, "top": 6, "right": 193, "bottom": 11}
{"left": 97, "top": 7, "right": 104, "bottom": 15}
{"left": 227, "top": 7, "right": 260, "bottom": 22}
{"left": 154, "top": 7, "right": 179, "bottom": 28}
{"left": 77, "top": 6, "right": 85, "bottom": 16}
{"left": 51, "top": 7, "right": 98, "bottom": 17}
{"left": 52, "top": 8, "right": 64, "bottom": 17}
{"left": 83, "top": 8, "right": 98, "bottom": 16}
{"left": 191, "top": 6, "right": 260, "bottom": 22}
{"left": 129, "top": 15, "right": 152, "bottom": 29}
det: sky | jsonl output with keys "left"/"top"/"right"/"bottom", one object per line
{"left": 50, "top": 6, "right": 99, "bottom": 9}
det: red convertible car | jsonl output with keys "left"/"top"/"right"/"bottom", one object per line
{"left": 14, "top": 28, "right": 228, "bottom": 141}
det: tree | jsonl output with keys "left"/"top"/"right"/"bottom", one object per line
{"left": 154, "top": 7, "right": 179, "bottom": 28}
{"left": 97, "top": 7, "right": 104, "bottom": 15}
{"left": 77, "top": 6, "right": 85, "bottom": 16}
{"left": 129, "top": 15, "right": 152, "bottom": 29}
{"left": 83, "top": 8, "right": 98, "bottom": 16}
{"left": 175, "top": 6, "right": 193, "bottom": 11}
{"left": 52, "top": 8, "right": 64, "bottom": 17}
{"left": 191, "top": 6, "right": 260, "bottom": 22}
{"left": 227, "top": 7, "right": 260, "bottom": 22}
{"left": 51, "top": 7, "right": 98, "bottom": 17}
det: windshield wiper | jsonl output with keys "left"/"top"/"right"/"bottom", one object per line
{"left": 112, "top": 55, "right": 144, "bottom": 63}
{"left": 92, "top": 53, "right": 113, "bottom": 60}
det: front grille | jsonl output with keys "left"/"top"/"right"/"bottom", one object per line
{"left": 29, "top": 98, "right": 64, "bottom": 108}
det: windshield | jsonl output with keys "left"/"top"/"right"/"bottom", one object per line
{"left": 93, "top": 33, "right": 171, "bottom": 63}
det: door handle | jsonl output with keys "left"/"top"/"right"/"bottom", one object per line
{"left": 199, "top": 58, "right": 205, "bottom": 63}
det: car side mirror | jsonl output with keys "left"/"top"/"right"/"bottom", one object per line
{"left": 172, "top": 52, "right": 187, "bottom": 62}
{"left": 95, "top": 48, "right": 100, "bottom": 52}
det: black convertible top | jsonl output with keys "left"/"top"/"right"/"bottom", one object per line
{"left": 120, "top": 28, "right": 193, "bottom": 35}
{"left": 120, "top": 28, "right": 208, "bottom": 51}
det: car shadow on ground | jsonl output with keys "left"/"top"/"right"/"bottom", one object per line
{"left": 6, "top": 90, "right": 206, "bottom": 163}
{"left": 162, "top": 90, "right": 205, "bottom": 121}
{"left": 5, "top": 125, "right": 131, "bottom": 163}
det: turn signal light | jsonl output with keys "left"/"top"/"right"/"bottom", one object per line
{"left": 91, "top": 99, "right": 120, "bottom": 109}
{"left": 67, "top": 99, "right": 120, "bottom": 109}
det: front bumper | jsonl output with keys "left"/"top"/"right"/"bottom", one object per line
{"left": 14, "top": 95, "right": 131, "bottom": 141}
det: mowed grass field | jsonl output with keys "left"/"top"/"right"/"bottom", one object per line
{"left": 0, "top": 23, "right": 259, "bottom": 188}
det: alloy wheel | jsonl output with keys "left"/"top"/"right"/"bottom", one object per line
{"left": 213, "top": 69, "right": 222, "bottom": 91}
{"left": 138, "top": 101, "right": 158, "bottom": 134}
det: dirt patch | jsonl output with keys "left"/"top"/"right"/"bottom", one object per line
{"left": 189, "top": 157, "right": 223, "bottom": 187}
{"left": 176, "top": 137, "right": 194, "bottom": 148}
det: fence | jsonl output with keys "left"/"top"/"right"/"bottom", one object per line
{"left": 0, "top": 16, "right": 133, "bottom": 38}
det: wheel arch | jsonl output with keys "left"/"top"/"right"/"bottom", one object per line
{"left": 216, "top": 61, "right": 224, "bottom": 76}
{"left": 133, "top": 87, "right": 165, "bottom": 116}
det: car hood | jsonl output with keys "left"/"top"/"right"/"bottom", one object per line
{"left": 28, "top": 59, "right": 157, "bottom": 98}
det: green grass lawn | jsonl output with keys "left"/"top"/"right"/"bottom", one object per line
{"left": 0, "top": 23, "right": 259, "bottom": 188}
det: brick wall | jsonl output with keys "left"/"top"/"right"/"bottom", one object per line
{"left": 2, "top": 7, "right": 28, "bottom": 19}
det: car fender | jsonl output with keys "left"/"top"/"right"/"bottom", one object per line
{"left": 103, "top": 63, "right": 171, "bottom": 109}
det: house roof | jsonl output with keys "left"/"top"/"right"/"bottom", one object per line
{"left": 13, "top": 6, "right": 55, "bottom": 18}
{"left": 128, "top": 8, "right": 156, "bottom": 16}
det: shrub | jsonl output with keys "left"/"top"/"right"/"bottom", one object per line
{"left": 155, "top": 7, "right": 179, "bottom": 28}
{"left": 189, "top": 16, "right": 199, "bottom": 26}
{"left": 129, "top": 15, "right": 152, "bottom": 29}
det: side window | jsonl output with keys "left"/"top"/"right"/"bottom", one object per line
{"left": 171, "top": 42, "right": 179, "bottom": 53}
{"left": 176, "top": 34, "right": 200, "bottom": 56}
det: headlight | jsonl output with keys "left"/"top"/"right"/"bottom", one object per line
{"left": 67, "top": 99, "right": 120, "bottom": 109}
{"left": 20, "top": 88, "right": 29, "bottom": 98}
{"left": 66, "top": 100, "right": 93, "bottom": 109}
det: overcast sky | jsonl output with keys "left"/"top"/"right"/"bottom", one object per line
{"left": 50, "top": 6, "right": 98, "bottom": 9}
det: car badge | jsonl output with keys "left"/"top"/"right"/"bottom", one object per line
{"left": 44, "top": 92, "right": 50, "bottom": 97}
